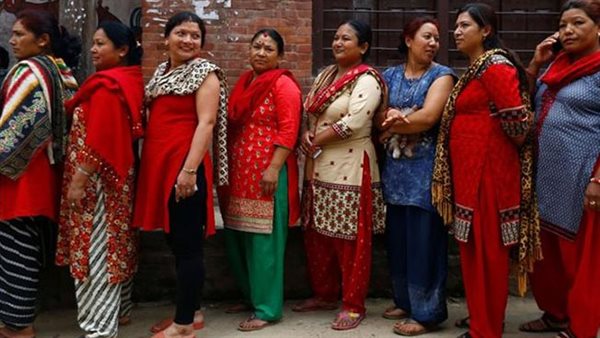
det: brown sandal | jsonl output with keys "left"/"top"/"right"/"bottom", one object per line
{"left": 454, "top": 316, "right": 470, "bottom": 329}
{"left": 519, "top": 313, "right": 568, "bottom": 332}
{"left": 224, "top": 303, "right": 253, "bottom": 314}
{"left": 383, "top": 305, "right": 409, "bottom": 320}
{"left": 237, "top": 314, "right": 276, "bottom": 332}
{"left": 393, "top": 318, "right": 430, "bottom": 336}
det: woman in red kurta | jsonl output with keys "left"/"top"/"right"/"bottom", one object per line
{"left": 56, "top": 22, "right": 143, "bottom": 338}
{"left": 432, "top": 4, "right": 540, "bottom": 338}
{"left": 221, "top": 28, "right": 301, "bottom": 331}
{"left": 132, "top": 12, "right": 228, "bottom": 338}
{"left": 0, "top": 10, "right": 79, "bottom": 338}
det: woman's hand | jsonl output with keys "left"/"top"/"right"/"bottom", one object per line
{"left": 531, "top": 33, "right": 559, "bottom": 71}
{"left": 260, "top": 165, "right": 280, "bottom": 196}
{"left": 381, "top": 106, "right": 414, "bottom": 129}
{"left": 379, "top": 129, "right": 393, "bottom": 144}
{"left": 175, "top": 170, "right": 197, "bottom": 202}
{"left": 66, "top": 180, "right": 86, "bottom": 210}
{"left": 584, "top": 181, "right": 600, "bottom": 211}
{"left": 300, "top": 130, "right": 315, "bottom": 155}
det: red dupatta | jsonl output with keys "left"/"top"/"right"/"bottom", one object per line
{"left": 64, "top": 65, "right": 144, "bottom": 180}
{"left": 304, "top": 63, "right": 385, "bottom": 116}
{"left": 228, "top": 68, "right": 298, "bottom": 126}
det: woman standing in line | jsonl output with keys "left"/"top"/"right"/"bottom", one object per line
{"left": 55, "top": 21, "right": 143, "bottom": 338}
{"left": 133, "top": 11, "right": 228, "bottom": 338}
{"left": 222, "top": 28, "right": 302, "bottom": 332}
{"left": 519, "top": 1, "right": 600, "bottom": 337}
{"left": 377, "top": 16, "right": 455, "bottom": 336}
{"left": 432, "top": 3, "right": 540, "bottom": 338}
{"left": 293, "top": 19, "right": 386, "bottom": 331}
{"left": 0, "top": 10, "right": 79, "bottom": 338}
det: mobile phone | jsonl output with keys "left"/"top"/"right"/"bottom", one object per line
{"left": 552, "top": 40, "right": 563, "bottom": 53}
{"left": 312, "top": 147, "right": 323, "bottom": 159}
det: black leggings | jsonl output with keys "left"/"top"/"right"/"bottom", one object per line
{"left": 165, "top": 165, "right": 207, "bottom": 325}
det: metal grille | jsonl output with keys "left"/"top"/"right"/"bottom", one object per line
{"left": 312, "top": 0, "right": 562, "bottom": 74}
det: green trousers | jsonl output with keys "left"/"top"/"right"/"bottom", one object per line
{"left": 225, "top": 166, "right": 288, "bottom": 321}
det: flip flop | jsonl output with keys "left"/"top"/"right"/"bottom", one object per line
{"left": 331, "top": 310, "right": 365, "bottom": 330}
{"left": 519, "top": 313, "right": 568, "bottom": 332}
{"left": 237, "top": 314, "right": 277, "bottom": 332}
{"left": 291, "top": 298, "right": 338, "bottom": 312}
{"left": 0, "top": 326, "right": 35, "bottom": 338}
{"left": 393, "top": 318, "right": 431, "bottom": 336}
{"left": 382, "top": 305, "right": 409, "bottom": 320}
{"left": 150, "top": 331, "right": 196, "bottom": 338}
{"left": 454, "top": 316, "right": 470, "bottom": 329}
{"left": 150, "top": 318, "right": 204, "bottom": 333}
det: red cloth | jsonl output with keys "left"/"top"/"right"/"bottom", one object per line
{"left": 459, "top": 170, "right": 510, "bottom": 338}
{"left": 228, "top": 69, "right": 298, "bottom": 126}
{"left": 223, "top": 74, "right": 302, "bottom": 229}
{"left": 303, "top": 154, "right": 373, "bottom": 314}
{"left": 451, "top": 63, "right": 523, "bottom": 214}
{"left": 530, "top": 160, "right": 600, "bottom": 337}
{"left": 0, "top": 148, "right": 60, "bottom": 221}
{"left": 133, "top": 94, "right": 216, "bottom": 235}
{"left": 64, "top": 66, "right": 144, "bottom": 180}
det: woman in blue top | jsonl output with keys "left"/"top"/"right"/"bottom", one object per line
{"left": 376, "top": 16, "right": 455, "bottom": 336}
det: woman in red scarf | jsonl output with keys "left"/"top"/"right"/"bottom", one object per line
{"left": 56, "top": 21, "right": 143, "bottom": 338}
{"left": 221, "top": 28, "right": 301, "bottom": 332}
{"left": 293, "top": 20, "right": 386, "bottom": 331}
{"left": 520, "top": 1, "right": 600, "bottom": 337}
{"left": 133, "top": 12, "right": 229, "bottom": 338}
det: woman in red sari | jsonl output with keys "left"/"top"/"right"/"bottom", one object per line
{"left": 432, "top": 3, "right": 540, "bottom": 338}
{"left": 222, "top": 28, "right": 301, "bottom": 331}
{"left": 133, "top": 12, "right": 228, "bottom": 338}
{"left": 293, "top": 19, "right": 386, "bottom": 331}
{"left": 56, "top": 21, "right": 143, "bottom": 338}
{"left": 520, "top": 1, "right": 600, "bottom": 337}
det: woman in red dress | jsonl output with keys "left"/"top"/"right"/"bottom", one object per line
{"left": 56, "top": 21, "right": 143, "bottom": 338}
{"left": 432, "top": 3, "right": 540, "bottom": 338}
{"left": 133, "top": 12, "right": 228, "bottom": 338}
{"left": 0, "top": 10, "right": 79, "bottom": 338}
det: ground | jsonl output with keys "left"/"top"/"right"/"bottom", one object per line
{"left": 34, "top": 296, "right": 560, "bottom": 338}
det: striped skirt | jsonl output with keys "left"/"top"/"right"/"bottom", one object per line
{"left": 75, "top": 183, "right": 133, "bottom": 338}
{"left": 0, "top": 217, "right": 46, "bottom": 329}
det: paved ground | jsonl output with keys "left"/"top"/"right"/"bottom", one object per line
{"left": 33, "top": 296, "right": 563, "bottom": 338}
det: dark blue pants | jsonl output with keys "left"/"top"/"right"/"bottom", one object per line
{"left": 385, "top": 204, "right": 448, "bottom": 325}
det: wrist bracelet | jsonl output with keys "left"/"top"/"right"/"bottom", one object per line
{"left": 76, "top": 166, "right": 92, "bottom": 176}
{"left": 181, "top": 167, "right": 197, "bottom": 175}
{"left": 590, "top": 177, "right": 600, "bottom": 185}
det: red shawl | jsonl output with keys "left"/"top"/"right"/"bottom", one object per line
{"left": 228, "top": 68, "right": 299, "bottom": 126}
{"left": 304, "top": 63, "right": 385, "bottom": 116}
{"left": 65, "top": 66, "right": 144, "bottom": 180}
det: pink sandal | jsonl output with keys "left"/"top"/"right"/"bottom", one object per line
{"left": 331, "top": 310, "right": 365, "bottom": 330}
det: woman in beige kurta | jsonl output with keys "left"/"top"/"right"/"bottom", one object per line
{"left": 294, "top": 19, "right": 386, "bottom": 331}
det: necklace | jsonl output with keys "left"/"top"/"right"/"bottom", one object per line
{"left": 397, "top": 64, "right": 431, "bottom": 108}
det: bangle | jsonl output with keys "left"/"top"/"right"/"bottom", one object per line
{"left": 590, "top": 177, "right": 600, "bottom": 185}
{"left": 76, "top": 166, "right": 92, "bottom": 176}
{"left": 181, "top": 167, "right": 197, "bottom": 175}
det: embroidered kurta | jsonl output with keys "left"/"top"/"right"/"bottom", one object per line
{"left": 0, "top": 56, "right": 77, "bottom": 221}
{"left": 223, "top": 75, "right": 301, "bottom": 234}
{"left": 449, "top": 55, "right": 531, "bottom": 246}
{"left": 56, "top": 66, "right": 143, "bottom": 284}
{"left": 303, "top": 72, "right": 386, "bottom": 240}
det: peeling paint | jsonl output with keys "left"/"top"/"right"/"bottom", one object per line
{"left": 192, "top": 0, "right": 231, "bottom": 21}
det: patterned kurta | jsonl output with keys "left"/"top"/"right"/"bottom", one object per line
{"left": 224, "top": 75, "right": 301, "bottom": 234}
{"left": 56, "top": 66, "right": 143, "bottom": 284}
{"left": 303, "top": 72, "right": 386, "bottom": 240}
